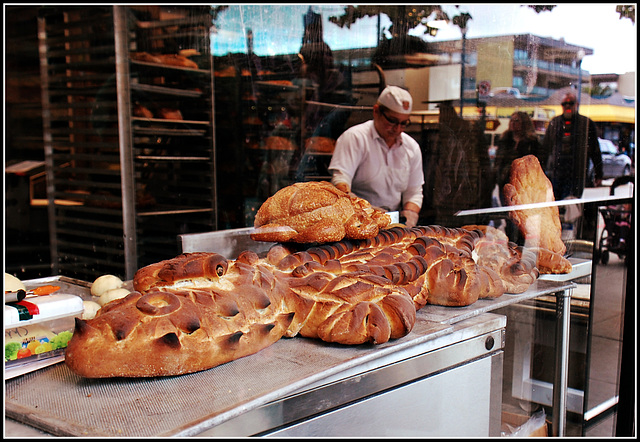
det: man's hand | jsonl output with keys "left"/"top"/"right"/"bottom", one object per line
{"left": 334, "top": 182, "right": 350, "bottom": 193}
{"left": 400, "top": 210, "right": 419, "bottom": 228}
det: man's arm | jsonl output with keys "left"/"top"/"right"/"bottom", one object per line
{"left": 400, "top": 186, "right": 423, "bottom": 227}
{"left": 331, "top": 170, "right": 352, "bottom": 193}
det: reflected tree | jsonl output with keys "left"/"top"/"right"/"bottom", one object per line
{"left": 328, "top": 5, "right": 562, "bottom": 43}
{"left": 616, "top": 4, "right": 635, "bottom": 23}
{"left": 329, "top": 5, "right": 454, "bottom": 67}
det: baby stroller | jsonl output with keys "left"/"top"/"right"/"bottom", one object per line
{"left": 595, "top": 175, "right": 634, "bottom": 265}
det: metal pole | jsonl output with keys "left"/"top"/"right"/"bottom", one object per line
{"left": 460, "top": 29, "right": 466, "bottom": 117}
{"left": 113, "top": 6, "right": 139, "bottom": 280}
{"left": 37, "top": 15, "right": 59, "bottom": 276}
{"left": 576, "top": 49, "right": 585, "bottom": 112}
{"left": 552, "top": 287, "right": 573, "bottom": 437}
{"left": 577, "top": 59, "right": 583, "bottom": 112}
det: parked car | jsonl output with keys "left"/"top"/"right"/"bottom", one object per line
{"left": 587, "top": 138, "right": 633, "bottom": 186}
{"left": 489, "top": 87, "right": 522, "bottom": 98}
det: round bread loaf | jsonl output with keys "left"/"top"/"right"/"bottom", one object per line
{"left": 264, "top": 136, "right": 296, "bottom": 151}
{"left": 5, "top": 273, "right": 25, "bottom": 292}
{"left": 91, "top": 274, "right": 124, "bottom": 297}
{"left": 98, "top": 288, "right": 131, "bottom": 306}
{"left": 251, "top": 181, "right": 390, "bottom": 243}
{"left": 304, "top": 136, "right": 336, "bottom": 153}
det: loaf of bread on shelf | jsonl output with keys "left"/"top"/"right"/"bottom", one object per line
{"left": 156, "top": 54, "right": 198, "bottom": 69}
{"left": 250, "top": 181, "right": 391, "bottom": 243}
{"left": 130, "top": 51, "right": 163, "bottom": 64}
{"left": 264, "top": 136, "right": 296, "bottom": 151}
{"left": 133, "top": 103, "right": 154, "bottom": 118}
{"left": 157, "top": 108, "right": 183, "bottom": 120}
{"left": 264, "top": 79, "right": 293, "bottom": 86}
{"left": 503, "top": 155, "right": 565, "bottom": 254}
{"left": 214, "top": 65, "right": 237, "bottom": 77}
{"left": 305, "top": 136, "right": 336, "bottom": 154}
{"left": 130, "top": 52, "right": 198, "bottom": 69}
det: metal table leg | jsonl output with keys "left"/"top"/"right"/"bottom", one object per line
{"left": 552, "top": 287, "right": 573, "bottom": 437}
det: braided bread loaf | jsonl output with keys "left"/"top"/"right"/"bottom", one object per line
{"left": 65, "top": 226, "right": 540, "bottom": 378}
{"left": 462, "top": 225, "right": 539, "bottom": 293}
{"left": 266, "top": 228, "right": 424, "bottom": 343}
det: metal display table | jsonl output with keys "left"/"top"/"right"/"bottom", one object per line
{"left": 180, "top": 228, "right": 586, "bottom": 436}
{"left": 540, "top": 259, "right": 592, "bottom": 436}
{"left": 5, "top": 276, "right": 575, "bottom": 437}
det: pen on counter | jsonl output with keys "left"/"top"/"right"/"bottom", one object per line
{"left": 5, "top": 289, "right": 27, "bottom": 304}
{"left": 4, "top": 285, "right": 60, "bottom": 304}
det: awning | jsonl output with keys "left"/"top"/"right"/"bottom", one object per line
{"left": 540, "top": 104, "right": 635, "bottom": 124}
{"left": 459, "top": 86, "right": 636, "bottom": 124}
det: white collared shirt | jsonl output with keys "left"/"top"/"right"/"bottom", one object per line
{"left": 329, "top": 120, "right": 424, "bottom": 211}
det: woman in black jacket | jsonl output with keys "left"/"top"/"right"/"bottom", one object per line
{"left": 494, "top": 111, "right": 543, "bottom": 243}
{"left": 495, "top": 111, "right": 543, "bottom": 203}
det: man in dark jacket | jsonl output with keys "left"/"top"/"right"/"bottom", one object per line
{"left": 541, "top": 92, "right": 603, "bottom": 200}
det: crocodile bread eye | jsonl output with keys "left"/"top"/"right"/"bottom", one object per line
{"left": 204, "top": 253, "right": 228, "bottom": 277}
{"left": 136, "top": 291, "right": 181, "bottom": 316}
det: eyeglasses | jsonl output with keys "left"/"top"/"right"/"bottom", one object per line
{"left": 561, "top": 101, "right": 575, "bottom": 107}
{"left": 379, "top": 109, "right": 411, "bottom": 128}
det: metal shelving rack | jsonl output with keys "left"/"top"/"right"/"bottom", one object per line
{"left": 38, "top": 6, "right": 217, "bottom": 281}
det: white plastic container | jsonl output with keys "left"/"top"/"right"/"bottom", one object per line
{"left": 5, "top": 292, "right": 84, "bottom": 378}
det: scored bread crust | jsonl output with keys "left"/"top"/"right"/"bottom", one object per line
{"left": 250, "top": 181, "right": 390, "bottom": 244}
{"left": 66, "top": 226, "right": 541, "bottom": 378}
{"left": 66, "top": 252, "right": 294, "bottom": 378}
{"left": 503, "top": 155, "right": 566, "bottom": 256}
{"left": 499, "top": 155, "right": 572, "bottom": 273}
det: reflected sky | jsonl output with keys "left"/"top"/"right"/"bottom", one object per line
{"left": 211, "top": 4, "right": 636, "bottom": 75}
{"left": 211, "top": 5, "right": 383, "bottom": 56}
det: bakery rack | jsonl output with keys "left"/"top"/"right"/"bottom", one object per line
{"left": 212, "top": 53, "right": 307, "bottom": 229}
{"left": 38, "top": 6, "right": 217, "bottom": 281}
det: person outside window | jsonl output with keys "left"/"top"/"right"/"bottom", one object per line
{"left": 541, "top": 92, "right": 603, "bottom": 200}
{"left": 494, "top": 111, "right": 543, "bottom": 242}
{"left": 299, "top": 8, "right": 338, "bottom": 103}
{"left": 329, "top": 86, "right": 424, "bottom": 227}
{"left": 541, "top": 92, "right": 604, "bottom": 241}
{"left": 495, "top": 111, "right": 544, "bottom": 202}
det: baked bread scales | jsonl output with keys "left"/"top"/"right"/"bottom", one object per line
{"left": 251, "top": 181, "right": 391, "bottom": 243}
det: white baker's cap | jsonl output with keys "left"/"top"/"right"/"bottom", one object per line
{"left": 377, "top": 86, "right": 412, "bottom": 115}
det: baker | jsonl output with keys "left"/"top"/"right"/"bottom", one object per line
{"left": 328, "top": 86, "right": 424, "bottom": 227}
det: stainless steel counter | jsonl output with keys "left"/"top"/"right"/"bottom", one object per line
{"left": 7, "top": 225, "right": 585, "bottom": 437}
{"left": 5, "top": 278, "right": 573, "bottom": 437}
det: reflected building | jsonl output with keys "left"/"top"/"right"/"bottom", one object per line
{"left": 428, "top": 33, "right": 593, "bottom": 98}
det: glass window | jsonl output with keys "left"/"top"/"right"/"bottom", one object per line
{"left": 4, "top": 5, "right": 635, "bottom": 439}
{"left": 514, "top": 48, "right": 529, "bottom": 60}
